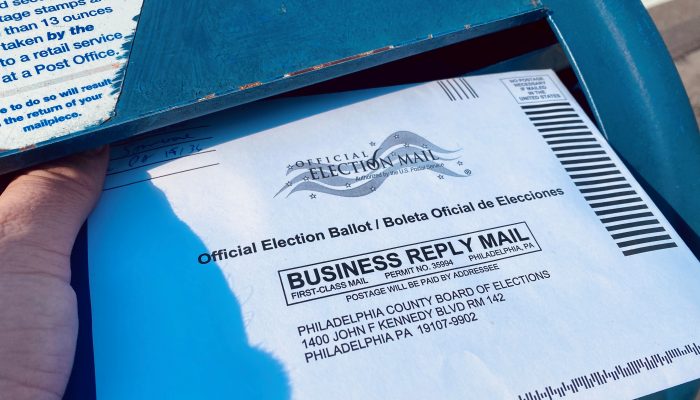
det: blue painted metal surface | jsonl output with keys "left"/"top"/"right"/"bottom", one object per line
{"left": 0, "top": 0, "right": 540, "bottom": 173}
{"left": 542, "top": 0, "right": 700, "bottom": 251}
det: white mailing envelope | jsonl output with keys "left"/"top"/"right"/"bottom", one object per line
{"left": 88, "top": 70, "right": 700, "bottom": 399}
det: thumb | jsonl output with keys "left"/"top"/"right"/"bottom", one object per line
{"left": 0, "top": 146, "right": 109, "bottom": 278}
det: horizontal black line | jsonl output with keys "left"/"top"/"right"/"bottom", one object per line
{"left": 542, "top": 131, "right": 594, "bottom": 139}
{"left": 611, "top": 226, "right": 665, "bottom": 239}
{"left": 547, "top": 138, "right": 597, "bottom": 145}
{"left": 601, "top": 212, "right": 653, "bottom": 223}
{"left": 106, "top": 150, "right": 216, "bottom": 176}
{"left": 529, "top": 114, "right": 580, "bottom": 121}
{"left": 110, "top": 137, "right": 214, "bottom": 161}
{"left": 606, "top": 219, "right": 659, "bottom": 231}
{"left": 556, "top": 150, "right": 607, "bottom": 159}
{"left": 521, "top": 102, "right": 571, "bottom": 109}
{"left": 575, "top": 176, "right": 627, "bottom": 186}
{"left": 565, "top": 163, "right": 617, "bottom": 172}
{"left": 533, "top": 119, "right": 583, "bottom": 127}
{"left": 617, "top": 235, "right": 672, "bottom": 248}
{"left": 570, "top": 170, "right": 621, "bottom": 179}
{"left": 560, "top": 157, "right": 611, "bottom": 165}
{"left": 579, "top": 183, "right": 631, "bottom": 193}
{"left": 103, "top": 163, "right": 220, "bottom": 191}
{"left": 585, "top": 190, "right": 638, "bottom": 201}
{"left": 525, "top": 108, "right": 575, "bottom": 115}
{"left": 595, "top": 204, "right": 649, "bottom": 216}
{"left": 539, "top": 125, "right": 589, "bottom": 132}
{"left": 570, "top": 170, "right": 621, "bottom": 180}
{"left": 591, "top": 197, "right": 643, "bottom": 209}
{"left": 112, "top": 125, "right": 211, "bottom": 146}
{"left": 623, "top": 242, "right": 677, "bottom": 256}
{"left": 552, "top": 144, "right": 602, "bottom": 152}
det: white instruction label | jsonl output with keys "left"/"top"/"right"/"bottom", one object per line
{"left": 501, "top": 75, "right": 565, "bottom": 104}
{"left": 0, "top": 0, "right": 143, "bottom": 150}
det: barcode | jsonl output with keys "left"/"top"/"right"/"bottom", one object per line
{"left": 437, "top": 78, "right": 479, "bottom": 101}
{"left": 522, "top": 102, "right": 677, "bottom": 256}
{"left": 518, "top": 342, "right": 700, "bottom": 399}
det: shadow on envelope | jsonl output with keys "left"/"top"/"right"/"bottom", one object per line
{"left": 86, "top": 181, "right": 289, "bottom": 399}
{"left": 83, "top": 79, "right": 416, "bottom": 400}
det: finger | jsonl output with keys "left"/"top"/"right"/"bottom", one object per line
{"left": 0, "top": 146, "right": 109, "bottom": 266}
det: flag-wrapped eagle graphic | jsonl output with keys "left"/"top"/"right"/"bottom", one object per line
{"left": 276, "top": 131, "right": 468, "bottom": 198}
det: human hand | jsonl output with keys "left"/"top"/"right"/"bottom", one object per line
{"left": 0, "top": 147, "right": 109, "bottom": 400}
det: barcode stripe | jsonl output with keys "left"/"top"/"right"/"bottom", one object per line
{"left": 591, "top": 197, "right": 643, "bottom": 209}
{"left": 622, "top": 242, "right": 678, "bottom": 256}
{"left": 462, "top": 78, "right": 479, "bottom": 98}
{"left": 437, "top": 81, "right": 454, "bottom": 101}
{"left": 547, "top": 138, "right": 597, "bottom": 145}
{"left": 437, "top": 78, "right": 478, "bottom": 101}
{"left": 600, "top": 212, "right": 654, "bottom": 223}
{"left": 525, "top": 108, "right": 576, "bottom": 115}
{"left": 565, "top": 163, "right": 617, "bottom": 172}
{"left": 595, "top": 204, "right": 649, "bottom": 216}
{"left": 560, "top": 157, "right": 611, "bottom": 165}
{"left": 446, "top": 79, "right": 463, "bottom": 100}
{"left": 520, "top": 342, "right": 699, "bottom": 399}
{"left": 455, "top": 78, "right": 474, "bottom": 99}
{"left": 533, "top": 119, "right": 584, "bottom": 127}
{"left": 529, "top": 114, "right": 580, "bottom": 121}
{"left": 551, "top": 144, "right": 602, "bottom": 152}
{"left": 610, "top": 227, "right": 665, "bottom": 239}
{"left": 543, "top": 131, "right": 594, "bottom": 139}
{"left": 529, "top": 114, "right": 579, "bottom": 122}
{"left": 606, "top": 219, "right": 659, "bottom": 231}
{"left": 575, "top": 177, "right": 627, "bottom": 186}
{"left": 585, "top": 191, "right": 638, "bottom": 202}
{"left": 519, "top": 97, "right": 676, "bottom": 256}
{"left": 521, "top": 102, "right": 570, "bottom": 109}
{"left": 617, "top": 235, "right": 673, "bottom": 248}
{"left": 570, "top": 170, "right": 621, "bottom": 179}
{"left": 556, "top": 150, "right": 607, "bottom": 158}
{"left": 453, "top": 79, "right": 470, "bottom": 99}
{"left": 579, "top": 183, "right": 632, "bottom": 193}
{"left": 539, "top": 125, "right": 589, "bottom": 132}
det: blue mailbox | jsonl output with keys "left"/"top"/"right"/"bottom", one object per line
{"left": 2, "top": 0, "right": 685, "bottom": 398}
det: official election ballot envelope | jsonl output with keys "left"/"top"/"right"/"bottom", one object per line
{"left": 87, "top": 70, "right": 700, "bottom": 399}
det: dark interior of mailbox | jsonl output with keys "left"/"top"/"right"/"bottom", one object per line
{"left": 278, "top": 19, "right": 591, "bottom": 120}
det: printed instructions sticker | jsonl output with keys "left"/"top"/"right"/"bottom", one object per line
{"left": 0, "top": 0, "right": 143, "bottom": 150}
{"left": 500, "top": 75, "right": 565, "bottom": 104}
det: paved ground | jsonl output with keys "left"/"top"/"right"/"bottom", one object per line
{"left": 674, "top": 48, "right": 700, "bottom": 126}
{"left": 649, "top": 0, "right": 700, "bottom": 127}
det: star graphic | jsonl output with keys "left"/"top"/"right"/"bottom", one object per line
{"left": 370, "top": 187, "right": 376, "bottom": 192}
{"left": 310, "top": 193, "right": 317, "bottom": 199}
{"left": 286, "top": 181, "right": 292, "bottom": 187}
{"left": 303, "top": 176, "right": 309, "bottom": 181}
{"left": 287, "top": 164, "right": 293, "bottom": 170}
{"left": 404, "top": 143, "right": 410, "bottom": 148}
{"left": 422, "top": 144, "right": 428, "bottom": 149}
{"left": 345, "top": 183, "right": 352, "bottom": 188}
{"left": 369, "top": 141, "right": 376, "bottom": 146}
{"left": 391, "top": 152, "right": 397, "bottom": 157}
{"left": 394, "top": 134, "right": 400, "bottom": 139}
{"left": 438, "top": 174, "right": 445, "bottom": 180}
{"left": 457, "top": 161, "right": 463, "bottom": 166}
